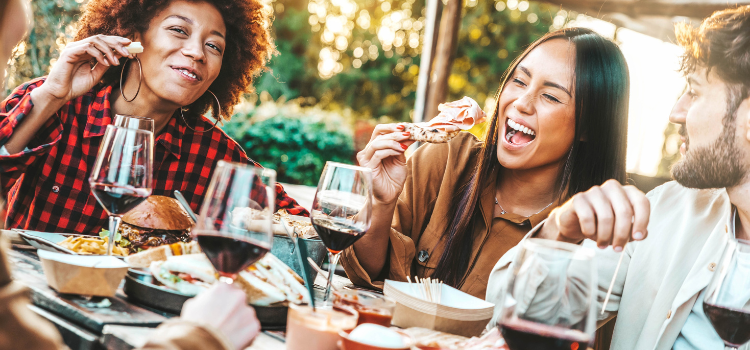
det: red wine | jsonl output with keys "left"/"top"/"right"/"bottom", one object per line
{"left": 195, "top": 232, "right": 270, "bottom": 277}
{"left": 500, "top": 319, "right": 591, "bottom": 350}
{"left": 703, "top": 302, "right": 750, "bottom": 347}
{"left": 90, "top": 183, "right": 150, "bottom": 215}
{"left": 312, "top": 219, "right": 366, "bottom": 254}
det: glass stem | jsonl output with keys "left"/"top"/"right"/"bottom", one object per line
{"left": 324, "top": 252, "right": 341, "bottom": 302}
{"left": 108, "top": 215, "right": 122, "bottom": 256}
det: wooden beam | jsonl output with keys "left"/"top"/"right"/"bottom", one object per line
{"left": 548, "top": 0, "right": 750, "bottom": 19}
{"left": 424, "top": 0, "right": 463, "bottom": 122}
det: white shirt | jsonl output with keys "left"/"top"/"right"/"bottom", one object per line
{"left": 485, "top": 181, "right": 736, "bottom": 350}
{"left": 673, "top": 209, "right": 750, "bottom": 350}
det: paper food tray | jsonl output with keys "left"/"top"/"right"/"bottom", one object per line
{"left": 383, "top": 280, "right": 494, "bottom": 337}
{"left": 38, "top": 250, "right": 129, "bottom": 297}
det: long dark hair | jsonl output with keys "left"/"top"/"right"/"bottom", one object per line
{"left": 432, "top": 28, "right": 630, "bottom": 287}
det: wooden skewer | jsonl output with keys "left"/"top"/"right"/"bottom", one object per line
{"left": 601, "top": 245, "right": 626, "bottom": 315}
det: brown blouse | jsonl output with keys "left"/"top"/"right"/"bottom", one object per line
{"left": 341, "top": 133, "right": 554, "bottom": 299}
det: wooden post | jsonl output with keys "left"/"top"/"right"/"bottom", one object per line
{"left": 412, "top": 0, "right": 442, "bottom": 124}
{"left": 423, "top": 0, "right": 463, "bottom": 122}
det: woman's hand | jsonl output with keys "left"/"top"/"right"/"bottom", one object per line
{"left": 356, "top": 124, "right": 415, "bottom": 205}
{"left": 539, "top": 180, "right": 650, "bottom": 251}
{"left": 181, "top": 283, "right": 261, "bottom": 350}
{"left": 35, "top": 35, "right": 133, "bottom": 103}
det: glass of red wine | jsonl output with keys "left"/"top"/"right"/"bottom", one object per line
{"left": 311, "top": 162, "right": 373, "bottom": 302}
{"left": 113, "top": 114, "right": 154, "bottom": 132}
{"left": 497, "top": 238, "right": 597, "bottom": 350}
{"left": 703, "top": 238, "right": 750, "bottom": 350}
{"left": 89, "top": 124, "right": 154, "bottom": 255}
{"left": 194, "top": 160, "right": 276, "bottom": 284}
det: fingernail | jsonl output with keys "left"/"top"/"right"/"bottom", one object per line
{"left": 397, "top": 125, "right": 404, "bottom": 130}
{"left": 614, "top": 246, "right": 623, "bottom": 252}
{"left": 598, "top": 244, "right": 607, "bottom": 249}
{"left": 633, "top": 231, "right": 644, "bottom": 240}
{"left": 400, "top": 143, "right": 408, "bottom": 150}
{"left": 402, "top": 132, "right": 410, "bottom": 136}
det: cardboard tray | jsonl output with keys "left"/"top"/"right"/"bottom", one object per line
{"left": 38, "top": 250, "right": 130, "bottom": 297}
{"left": 383, "top": 280, "right": 495, "bottom": 338}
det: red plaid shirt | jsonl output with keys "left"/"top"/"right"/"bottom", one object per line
{"left": 0, "top": 78, "right": 308, "bottom": 234}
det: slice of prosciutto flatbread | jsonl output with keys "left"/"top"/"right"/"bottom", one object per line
{"left": 404, "top": 123, "right": 461, "bottom": 143}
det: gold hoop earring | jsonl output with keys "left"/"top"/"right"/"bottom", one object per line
{"left": 181, "top": 90, "right": 221, "bottom": 133}
{"left": 120, "top": 56, "right": 142, "bottom": 102}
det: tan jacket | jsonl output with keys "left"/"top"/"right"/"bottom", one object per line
{"left": 0, "top": 233, "right": 233, "bottom": 350}
{"left": 341, "top": 133, "right": 553, "bottom": 298}
{"left": 486, "top": 181, "right": 737, "bottom": 350}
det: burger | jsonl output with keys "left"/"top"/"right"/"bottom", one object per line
{"left": 119, "top": 195, "right": 194, "bottom": 252}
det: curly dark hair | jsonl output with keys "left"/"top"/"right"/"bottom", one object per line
{"left": 676, "top": 5, "right": 750, "bottom": 89}
{"left": 75, "top": 0, "right": 275, "bottom": 120}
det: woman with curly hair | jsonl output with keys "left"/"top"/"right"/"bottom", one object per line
{"left": 0, "top": 0, "right": 308, "bottom": 234}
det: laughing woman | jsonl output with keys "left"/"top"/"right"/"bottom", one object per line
{"left": 0, "top": 0, "right": 307, "bottom": 233}
{"left": 342, "top": 28, "right": 630, "bottom": 298}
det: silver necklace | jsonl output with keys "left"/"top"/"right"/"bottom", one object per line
{"left": 495, "top": 197, "right": 554, "bottom": 217}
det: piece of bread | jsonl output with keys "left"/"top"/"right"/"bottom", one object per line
{"left": 234, "top": 254, "right": 309, "bottom": 306}
{"left": 126, "top": 42, "right": 143, "bottom": 54}
{"left": 404, "top": 123, "right": 460, "bottom": 143}
{"left": 125, "top": 241, "right": 200, "bottom": 268}
{"left": 234, "top": 270, "right": 288, "bottom": 306}
{"left": 123, "top": 195, "right": 194, "bottom": 230}
{"left": 149, "top": 254, "right": 216, "bottom": 296}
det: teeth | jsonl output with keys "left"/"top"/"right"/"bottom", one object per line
{"left": 178, "top": 69, "right": 197, "bottom": 79}
{"left": 507, "top": 119, "right": 535, "bottom": 136}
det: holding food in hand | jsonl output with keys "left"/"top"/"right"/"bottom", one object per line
{"left": 346, "top": 28, "right": 631, "bottom": 298}
{"left": 403, "top": 96, "right": 487, "bottom": 143}
{"left": 0, "top": 0, "right": 308, "bottom": 237}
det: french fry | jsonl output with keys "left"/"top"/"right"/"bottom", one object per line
{"left": 58, "top": 235, "right": 128, "bottom": 256}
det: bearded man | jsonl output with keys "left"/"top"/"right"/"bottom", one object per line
{"left": 485, "top": 6, "right": 750, "bottom": 350}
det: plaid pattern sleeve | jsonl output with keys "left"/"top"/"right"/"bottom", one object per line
{"left": 0, "top": 79, "right": 65, "bottom": 197}
{"left": 3, "top": 80, "right": 307, "bottom": 234}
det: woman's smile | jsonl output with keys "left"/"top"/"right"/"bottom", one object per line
{"left": 502, "top": 117, "right": 537, "bottom": 150}
{"left": 171, "top": 65, "right": 202, "bottom": 82}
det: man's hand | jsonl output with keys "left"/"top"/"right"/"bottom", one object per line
{"left": 538, "top": 180, "right": 650, "bottom": 251}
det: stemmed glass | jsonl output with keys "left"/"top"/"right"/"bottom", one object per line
{"left": 89, "top": 125, "right": 154, "bottom": 255}
{"left": 497, "top": 238, "right": 597, "bottom": 350}
{"left": 194, "top": 161, "right": 276, "bottom": 284}
{"left": 311, "top": 162, "right": 373, "bottom": 301}
{"left": 113, "top": 114, "right": 154, "bottom": 132}
{"left": 703, "top": 238, "right": 750, "bottom": 350}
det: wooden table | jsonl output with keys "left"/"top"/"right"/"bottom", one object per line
{"left": 8, "top": 248, "right": 354, "bottom": 350}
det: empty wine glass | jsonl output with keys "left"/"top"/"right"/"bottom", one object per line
{"left": 311, "top": 162, "right": 373, "bottom": 302}
{"left": 497, "top": 238, "right": 597, "bottom": 350}
{"left": 113, "top": 114, "right": 154, "bottom": 132}
{"left": 89, "top": 125, "right": 154, "bottom": 255}
{"left": 194, "top": 161, "right": 276, "bottom": 284}
{"left": 703, "top": 238, "right": 750, "bottom": 350}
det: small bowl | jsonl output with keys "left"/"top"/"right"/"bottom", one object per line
{"left": 339, "top": 328, "right": 414, "bottom": 350}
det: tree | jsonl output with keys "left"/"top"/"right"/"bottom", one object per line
{"left": 256, "top": 0, "right": 559, "bottom": 121}
{"left": 5, "top": 0, "right": 81, "bottom": 94}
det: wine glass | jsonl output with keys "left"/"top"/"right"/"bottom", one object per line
{"left": 89, "top": 125, "right": 154, "bottom": 255}
{"left": 113, "top": 114, "right": 154, "bottom": 132}
{"left": 703, "top": 238, "right": 750, "bottom": 350}
{"left": 497, "top": 238, "right": 597, "bottom": 350}
{"left": 311, "top": 162, "right": 373, "bottom": 302}
{"left": 194, "top": 160, "right": 276, "bottom": 284}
